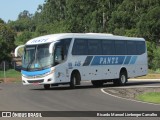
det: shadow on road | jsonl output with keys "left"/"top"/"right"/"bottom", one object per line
{"left": 31, "top": 85, "right": 98, "bottom": 91}
{"left": 30, "top": 81, "right": 160, "bottom": 91}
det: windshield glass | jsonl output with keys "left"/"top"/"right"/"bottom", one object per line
{"left": 22, "top": 44, "right": 53, "bottom": 71}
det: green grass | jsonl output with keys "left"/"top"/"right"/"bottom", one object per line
{"left": 136, "top": 92, "right": 160, "bottom": 104}
{"left": 149, "top": 69, "right": 160, "bottom": 74}
{"left": 0, "top": 69, "right": 21, "bottom": 78}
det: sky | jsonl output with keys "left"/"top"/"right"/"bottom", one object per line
{"left": 0, "top": 0, "right": 45, "bottom": 22}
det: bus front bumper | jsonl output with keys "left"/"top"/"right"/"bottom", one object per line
{"left": 21, "top": 74, "right": 55, "bottom": 85}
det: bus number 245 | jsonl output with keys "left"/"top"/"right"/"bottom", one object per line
{"left": 75, "top": 61, "right": 81, "bottom": 66}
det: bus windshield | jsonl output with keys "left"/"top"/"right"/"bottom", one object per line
{"left": 22, "top": 44, "right": 53, "bottom": 71}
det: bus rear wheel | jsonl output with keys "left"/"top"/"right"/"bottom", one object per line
{"left": 114, "top": 71, "right": 127, "bottom": 86}
{"left": 44, "top": 84, "right": 50, "bottom": 90}
{"left": 91, "top": 80, "right": 104, "bottom": 87}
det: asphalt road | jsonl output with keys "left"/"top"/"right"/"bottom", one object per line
{"left": 0, "top": 80, "right": 160, "bottom": 120}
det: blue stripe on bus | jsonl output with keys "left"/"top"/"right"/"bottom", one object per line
{"left": 130, "top": 56, "right": 137, "bottom": 64}
{"left": 83, "top": 56, "right": 93, "bottom": 66}
{"left": 124, "top": 56, "right": 132, "bottom": 64}
{"left": 21, "top": 68, "right": 51, "bottom": 76}
{"left": 91, "top": 56, "right": 125, "bottom": 65}
{"left": 84, "top": 55, "right": 137, "bottom": 66}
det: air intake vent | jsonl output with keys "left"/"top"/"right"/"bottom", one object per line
{"left": 27, "top": 79, "right": 44, "bottom": 83}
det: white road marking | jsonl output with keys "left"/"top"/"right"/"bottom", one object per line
{"left": 101, "top": 87, "right": 160, "bottom": 106}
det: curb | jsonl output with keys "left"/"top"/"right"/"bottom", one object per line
{"left": 129, "top": 79, "right": 160, "bottom": 81}
{"left": 101, "top": 88, "right": 160, "bottom": 106}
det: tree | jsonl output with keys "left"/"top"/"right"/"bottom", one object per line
{"left": 0, "top": 23, "right": 15, "bottom": 62}
{"left": 108, "top": 0, "right": 139, "bottom": 35}
{"left": 152, "top": 47, "right": 160, "bottom": 70}
{"left": 138, "top": 6, "right": 160, "bottom": 43}
{"left": 15, "top": 31, "right": 33, "bottom": 45}
{"left": 18, "top": 10, "right": 32, "bottom": 20}
{"left": 8, "top": 10, "right": 35, "bottom": 32}
{"left": 39, "top": 0, "right": 66, "bottom": 24}
{"left": 0, "top": 18, "right": 5, "bottom": 24}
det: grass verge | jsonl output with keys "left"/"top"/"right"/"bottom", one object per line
{"left": 136, "top": 92, "right": 160, "bottom": 104}
{"left": 136, "top": 74, "right": 160, "bottom": 79}
{"left": 0, "top": 69, "right": 21, "bottom": 83}
{"left": 0, "top": 69, "right": 21, "bottom": 78}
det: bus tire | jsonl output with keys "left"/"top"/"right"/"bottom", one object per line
{"left": 44, "top": 84, "right": 50, "bottom": 90}
{"left": 114, "top": 71, "right": 127, "bottom": 86}
{"left": 70, "top": 73, "right": 80, "bottom": 89}
{"left": 91, "top": 80, "right": 104, "bottom": 87}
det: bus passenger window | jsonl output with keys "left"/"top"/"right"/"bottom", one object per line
{"left": 54, "top": 43, "right": 64, "bottom": 65}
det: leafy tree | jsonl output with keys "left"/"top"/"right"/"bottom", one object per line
{"left": 18, "top": 10, "right": 32, "bottom": 20}
{"left": 15, "top": 31, "right": 33, "bottom": 45}
{"left": 0, "top": 23, "right": 15, "bottom": 62}
{"left": 8, "top": 10, "right": 35, "bottom": 32}
{"left": 0, "top": 18, "right": 5, "bottom": 24}
{"left": 152, "top": 47, "right": 160, "bottom": 70}
{"left": 108, "top": 0, "right": 139, "bottom": 35}
{"left": 138, "top": 6, "right": 160, "bottom": 43}
{"left": 39, "top": 0, "right": 66, "bottom": 24}
{"left": 146, "top": 41, "right": 156, "bottom": 69}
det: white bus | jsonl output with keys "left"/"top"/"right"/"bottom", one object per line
{"left": 15, "top": 33, "right": 148, "bottom": 89}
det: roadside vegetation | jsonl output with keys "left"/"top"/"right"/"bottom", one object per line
{"left": 136, "top": 70, "right": 160, "bottom": 79}
{"left": 136, "top": 92, "right": 160, "bottom": 104}
{"left": 0, "top": 69, "right": 21, "bottom": 78}
{"left": 0, "top": 1, "right": 159, "bottom": 81}
{"left": 0, "top": 0, "right": 160, "bottom": 72}
{"left": 0, "top": 69, "right": 21, "bottom": 83}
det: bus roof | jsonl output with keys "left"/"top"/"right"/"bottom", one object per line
{"left": 26, "top": 33, "right": 145, "bottom": 45}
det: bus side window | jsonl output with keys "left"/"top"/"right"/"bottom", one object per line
{"left": 115, "top": 40, "right": 127, "bottom": 55}
{"left": 63, "top": 38, "right": 71, "bottom": 59}
{"left": 136, "top": 41, "right": 145, "bottom": 55}
{"left": 54, "top": 42, "right": 64, "bottom": 65}
{"left": 72, "top": 39, "right": 88, "bottom": 55}
{"left": 54, "top": 38, "right": 71, "bottom": 65}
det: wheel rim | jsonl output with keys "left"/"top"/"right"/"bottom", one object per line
{"left": 121, "top": 74, "right": 126, "bottom": 83}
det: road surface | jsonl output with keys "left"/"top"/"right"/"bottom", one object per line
{"left": 0, "top": 80, "right": 160, "bottom": 120}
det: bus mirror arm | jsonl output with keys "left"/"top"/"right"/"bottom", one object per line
{"left": 49, "top": 42, "right": 55, "bottom": 54}
{"left": 15, "top": 45, "right": 25, "bottom": 57}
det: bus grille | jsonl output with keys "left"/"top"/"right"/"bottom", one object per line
{"left": 27, "top": 79, "right": 44, "bottom": 83}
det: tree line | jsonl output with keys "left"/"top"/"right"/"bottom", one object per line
{"left": 0, "top": 0, "right": 160, "bottom": 70}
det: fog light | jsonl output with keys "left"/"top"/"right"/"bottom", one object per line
{"left": 22, "top": 80, "right": 26, "bottom": 83}
{"left": 47, "top": 79, "right": 51, "bottom": 82}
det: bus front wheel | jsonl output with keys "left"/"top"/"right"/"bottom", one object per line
{"left": 70, "top": 73, "right": 80, "bottom": 89}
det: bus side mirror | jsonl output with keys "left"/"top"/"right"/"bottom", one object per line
{"left": 15, "top": 45, "right": 25, "bottom": 57}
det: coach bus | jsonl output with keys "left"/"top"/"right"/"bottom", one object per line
{"left": 15, "top": 33, "right": 148, "bottom": 89}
